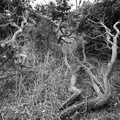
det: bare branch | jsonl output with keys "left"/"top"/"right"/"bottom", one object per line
{"left": 105, "top": 33, "right": 113, "bottom": 46}
{"left": 82, "top": 39, "right": 87, "bottom": 62}
{"left": 0, "top": 23, "right": 10, "bottom": 27}
{"left": 106, "top": 21, "right": 120, "bottom": 76}
{"left": 0, "top": 15, "right": 27, "bottom": 46}
{"left": 113, "top": 21, "right": 120, "bottom": 34}
{"left": 86, "top": 33, "right": 106, "bottom": 39}
{"left": 75, "top": 57, "right": 104, "bottom": 94}
{"left": 100, "top": 22, "right": 114, "bottom": 37}
{"left": 97, "top": 21, "right": 120, "bottom": 95}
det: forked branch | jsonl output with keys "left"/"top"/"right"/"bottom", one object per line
{"left": 0, "top": 14, "right": 27, "bottom": 46}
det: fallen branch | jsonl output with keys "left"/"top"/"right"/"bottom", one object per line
{"left": 59, "top": 93, "right": 110, "bottom": 119}
{"left": 59, "top": 92, "right": 83, "bottom": 112}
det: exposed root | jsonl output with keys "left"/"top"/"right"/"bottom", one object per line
{"left": 59, "top": 93, "right": 111, "bottom": 119}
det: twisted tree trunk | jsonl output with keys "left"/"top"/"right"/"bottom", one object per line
{"left": 59, "top": 21, "right": 120, "bottom": 119}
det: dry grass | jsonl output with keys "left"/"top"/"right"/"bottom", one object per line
{"left": 0, "top": 20, "right": 120, "bottom": 120}
{"left": 0, "top": 42, "right": 120, "bottom": 120}
{"left": 0, "top": 47, "right": 74, "bottom": 120}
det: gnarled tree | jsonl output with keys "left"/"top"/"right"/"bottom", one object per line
{"left": 59, "top": 0, "right": 120, "bottom": 119}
